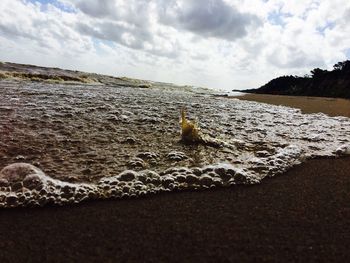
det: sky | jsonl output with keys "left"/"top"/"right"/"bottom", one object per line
{"left": 0, "top": 0, "right": 350, "bottom": 91}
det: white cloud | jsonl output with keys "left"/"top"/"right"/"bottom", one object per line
{"left": 0, "top": 0, "right": 349, "bottom": 90}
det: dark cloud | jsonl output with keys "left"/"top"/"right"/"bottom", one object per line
{"left": 75, "top": 0, "right": 116, "bottom": 18}
{"left": 67, "top": 0, "right": 262, "bottom": 60}
{"left": 157, "top": 0, "right": 261, "bottom": 41}
{"left": 73, "top": 0, "right": 261, "bottom": 42}
{"left": 74, "top": 0, "right": 152, "bottom": 27}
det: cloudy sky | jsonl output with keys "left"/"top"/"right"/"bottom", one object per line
{"left": 1, "top": 0, "right": 350, "bottom": 90}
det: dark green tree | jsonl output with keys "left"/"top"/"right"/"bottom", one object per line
{"left": 333, "top": 60, "right": 350, "bottom": 71}
{"left": 310, "top": 68, "right": 327, "bottom": 77}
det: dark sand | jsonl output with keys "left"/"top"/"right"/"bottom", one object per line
{"left": 235, "top": 93, "right": 350, "bottom": 117}
{"left": 1, "top": 95, "right": 350, "bottom": 262}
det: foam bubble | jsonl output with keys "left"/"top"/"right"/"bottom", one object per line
{"left": 0, "top": 161, "right": 263, "bottom": 208}
{"left": 0, "top": 163, "right": 96, "bottom": 207}
{"left": 0, "top": 140, "right": 347, "bottom": 208}
{"left": 335, "top": 144, "right": 350, "bottom": 155}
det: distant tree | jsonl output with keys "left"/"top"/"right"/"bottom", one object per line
{"left": 310, "top": 68, "right": 327, "bottom": 77}
{"left": 333, "top": 60, "right": 350, "bottom": 71}
{"left": 333, "top": 61, "right": 345, "bottom": 71}
{"left": 242, "top": 59, "right": 350, "bottom": 99}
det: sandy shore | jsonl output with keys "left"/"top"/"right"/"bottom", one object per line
{"left": 1, "top": 94, "right": 349, "bottom": 262}
{"left": 235, "top": 93, "right": 350, "bottom": 117}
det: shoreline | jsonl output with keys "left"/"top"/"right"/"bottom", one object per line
{"left": 0, "top": 93, "right": 349, "bottom": 262}
{"left": 0, "top": 156, "right": 349, "bottom": 262}
{"left": 233, "top": 93, "right": 350, "bottom": 117}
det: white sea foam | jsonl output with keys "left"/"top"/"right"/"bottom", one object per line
{"left": 0, "top": 82, "right": 349, "bottom": 208}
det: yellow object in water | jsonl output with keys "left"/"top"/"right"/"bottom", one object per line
{"left": 180, "top": 108, "right": 201, "bottom": 142}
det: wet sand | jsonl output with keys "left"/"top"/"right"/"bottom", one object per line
{"left": 1, "top": 94, "right": 350, "bottom": 262}
{"left": 0, "top": 157, "right": 349, "bottom": 262}
{"left": 235, "top": 93, "right": 350, "bottom": 117}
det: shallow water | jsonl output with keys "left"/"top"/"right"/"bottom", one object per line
{"left": 0, "top": 80, "right": 349, "bottom": 207}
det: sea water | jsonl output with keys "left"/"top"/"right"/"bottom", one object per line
{"left": 0, "top": 81, "right": 349, "bottom": 207}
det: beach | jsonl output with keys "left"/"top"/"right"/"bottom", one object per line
{"left": 0, "top": 92, "right": 349, "bottom": 262}
{"left": 235, "top": 93, "right": 350, "bottom": 117}
{"left": 1, "top": 0, "right": 350, "bottom": 261}
{"left": 0, "top": 158, "right": 349, "bottom": 262}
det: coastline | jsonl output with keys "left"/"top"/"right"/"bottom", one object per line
{"left": 233, "top": 93, "right": 350, "bottom": 117}
{"left": 0, "top": 94, "right": 349, "bottom": 262}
